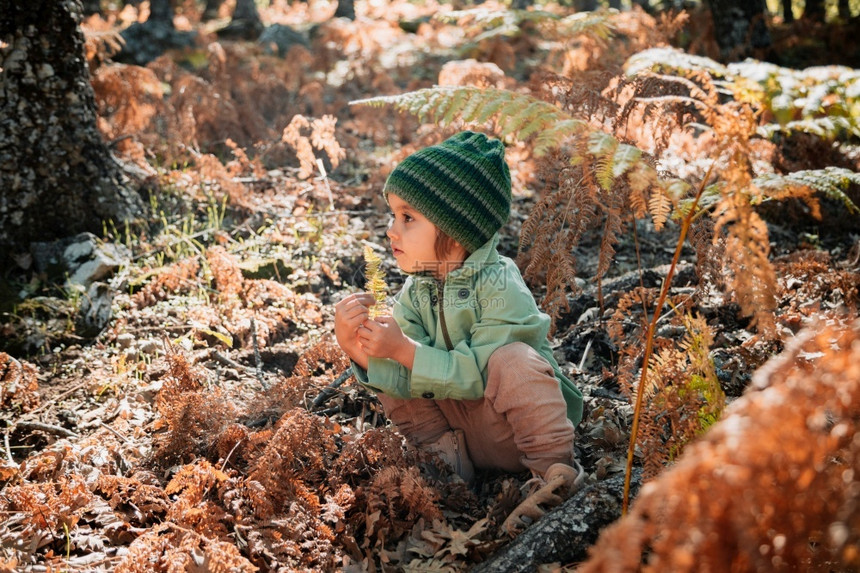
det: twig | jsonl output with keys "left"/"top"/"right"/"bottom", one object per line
{"left": 316, "top": 158, "right": 334, "bottom": 210}
{"left": 577, "top": 337, "right": 594, "bottom": 372}
{"left": 3, "top": 422, "right": 13, "bottom": 464}
{"left": 99, "top": 422, "right": 130, "bottom": 444}
{"left": 622, "top": 161, "right": 714, "bottom": 514}
{"left": 310, "top": 368, "right": 354, "bottom": 409}
{"left": 250, "top": 317, "right": 266, "bottom": 389}
{"left": 20, "top": 379, "right": 89, "bottom": 417}
{"left": 220, "top": 438, "right": 245, "bottom": 472}
{"left": 15, "top": 421, "right": 79, "bottom": 439}
{"left": 211, "top": 350, "right": 252, "bottom": 373}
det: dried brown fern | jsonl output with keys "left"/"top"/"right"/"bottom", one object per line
{"left": 164, "top": 460, "right": 231, "bottom": 538}
{"left": 96, "top": 474, "right": 170, "bottom": 525}
{"left": 115, "top": 522, "right": 256, "bottom": 573}
{"left": 1, "top": 475, "right": 92, "bottom": 537}
{"left": 0, "top": 353, "right": 39, "bottom": 412}
{"left": 281, "top": 114, "right": 346, "bottom": 180}
{"left": 361, "top": 465, "right": 444, "bottom": 552}
{"left": 579, "top": 317, "right": 860, "bottom": 572}
{"left": 244, "top": 409, "right": 337, "bottom": 513}
{"left": 150, "top": 346, "right": 238, "bottom": 467}
{"left": 91, "top": 64, "right": 164, "bottom": 142}
{"left": 206, "top": 245, "right": 244, "bottom": 299}
{"left": 293, "top": 336, "right": 351, "bottom": 377}
{"left": 133, "top": 257, "right": 201, "bottom": 310}
{"left": 631, "top": 313, "right": 724, "bottom": 480}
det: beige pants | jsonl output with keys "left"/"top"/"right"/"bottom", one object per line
{"left": 376, "top": 342, "right": 575, "bottom": 475}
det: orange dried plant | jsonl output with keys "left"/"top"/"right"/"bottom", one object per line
{"left": 580, "top": 317, "right": 860, "bottom": 572}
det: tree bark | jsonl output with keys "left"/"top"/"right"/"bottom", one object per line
{"left": 82, "top": 0, "right": 101, "bottom": 15}
{"left": 0, "top": 0, "right": 143, "bottom": 262}
{"left": 217, "top": 0, "right": 264, "bottom": 39}
{"left": 839, "top": 0, "right": 851, "bottom": 20}
{"left": 334, "top": 0, "right": 356, "bottom": 20}
{"left": 573, "top": 0, "right": 599, "bottom": 11}
{"left": 705, "top": 0, "right": 771, "bottom": 61}
{"left": 472, "top": 470, "right": 642, "bottom": 573}
{"left": 202, "top": 0, "right": 224, "bottom": 21}
{"left": 803, "top": 0, "right": 826, "bottom": 22}
{"left": 782, "top": 0, "right": 794, "bottom": 22}
{"left": 148, "top": 0, "right": 174, "bottom": 24}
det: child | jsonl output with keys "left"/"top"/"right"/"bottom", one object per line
{"left": 334, "top": 131, "right": 585, "bottom": 534}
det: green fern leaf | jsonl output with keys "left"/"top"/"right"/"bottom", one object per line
{"left": 587, "top": 131, "right": 617, "bottom": 191}
{"left": 351, "top": 87, "right": 584, "bottom": 156}
{"left": 624, "top": 47, "right": 729, "bottom": 78}
{"left": 754, "top": 167, "right": 860, "bottom": 214}
{"left": 557, "top": 10, "right": 616, "bottom": 42}
{"left": 533, "top": 119, "right": 588, "bottom": 155}
{"left": 612, "top": 144, "right": 642, "bottom": 178}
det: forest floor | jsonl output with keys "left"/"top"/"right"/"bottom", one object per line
{"left": 2, "top": 1, "right": 860, "bottom": 572}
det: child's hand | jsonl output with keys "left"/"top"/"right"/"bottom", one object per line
{"left": 357, "top": 316, "right": 416, "bottom": 369}
{"left": 334, "top": 292, "right": 376, "bottom": 369}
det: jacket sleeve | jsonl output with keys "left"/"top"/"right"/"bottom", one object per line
{"left": 409, "top": 268, "right": 550, "bottom": 400}
{"left": 351, "top": 280, "right": 431, "bottom": 399}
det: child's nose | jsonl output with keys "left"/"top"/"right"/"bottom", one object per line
{"left": 386, "top": 220, "right": 397, "bottom": 239}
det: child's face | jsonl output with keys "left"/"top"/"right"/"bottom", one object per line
{"left": 386, "top": 194, "right": 467, "bottom": 279}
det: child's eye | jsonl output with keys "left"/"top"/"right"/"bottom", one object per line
{"left": 403, "top": 213, "right": 413, "bottom": 223}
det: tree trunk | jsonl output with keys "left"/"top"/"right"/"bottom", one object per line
{"left": 803, "top": 0, "right": 826, "bottom": 22}
{"left": 839, "top": 0, "right": 851, "bottom": 20}
{"left": 82, "top": 0, "right": 101, "bottom": 15}
{"left": 608, "top": 0, "right": 622, "bottom": 9}
{"left": 217, "top": 0, "right": 264, "bottom": 39}
{"left": 0, "top": 0, "right": 143, "bottom": 262}
{"left": 334, "top": 0, "right": 356, "bottom": 20}
{"left": 472, "top": 470, "right": 642, "bottom": 573}
{"left": 782, "top": 0, "right": 794, "bottom": 22}
{"left": 202, "top": 0, "right": 224, "bottom": 21}
{"left": 705, "top": 0, "right": 771, "bottom": 61}
{"left": 148, "top": 0, "right": 174, "bottom": 24}
{"left": 573, "top": 0, "right": 599, "bottom": 11}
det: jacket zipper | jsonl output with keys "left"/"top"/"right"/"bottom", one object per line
{"left": 436, "top": 279, "right": 454, "bottom": 351}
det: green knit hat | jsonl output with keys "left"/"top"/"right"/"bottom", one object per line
{"left": 383, "top": 131, "right": 511, "bottom": 253}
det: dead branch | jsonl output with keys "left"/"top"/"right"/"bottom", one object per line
{"left": 473, "top": 469, "right": 642, "bottom": 573}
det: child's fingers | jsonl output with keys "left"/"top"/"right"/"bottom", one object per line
{"left": 335, "top": 292, "right": 372, "bottom": 312}
{"left": 353, "top": 293, "right": 377, "bottom": 306}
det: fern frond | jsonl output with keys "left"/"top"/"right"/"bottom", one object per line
{"left": 649, "top": 186, "right": 672, "bottom": 231}
{"left": 351, "top": 87, "right": 586, "bottom": 155}
{"left": 757, "top": 117, "right": 860, "bottom": 140}
{"left": 556, "top": 10, "right": 617, "bottom": 42}
{"left": 612, "top": 144, "right": 642, "bottom": 179}
{"left": 434, "top": 8, "right": 560, "bottom": 29}
{"left": 754, "top": 167, "right": 860, "bottom": 215}
{"left": 364, "top": 246, "right": 389, "bottom": 319}
{"left": 624, "top": 47, "right": 729, "bottom": 79}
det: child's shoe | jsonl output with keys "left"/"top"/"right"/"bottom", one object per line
{"left": 426, "top": 429, "right": 475, "bottom": 484}
{"left": 501, "top": 460, "right": 586, "bottom": 536}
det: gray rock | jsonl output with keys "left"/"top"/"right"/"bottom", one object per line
{"left": 75, "top": 282, "right": 113, "bottom": 338}
{"left": 117, "top": 21, "right": 197, "bottom": 66}
{"left": 258, "top": 24, "right": 309, "bottom": 57}
{"left": 116, "top": 333, "right": 136, "bottom": 349}
{"left": 31, "top": 233, "right": 129, "bottom": 287}
{"left": 138, "top": 339, "right": 160, "bottom": 355}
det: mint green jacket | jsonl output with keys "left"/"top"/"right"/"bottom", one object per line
{"left": 352, "top": 234, "right": 583, "bottom": 426}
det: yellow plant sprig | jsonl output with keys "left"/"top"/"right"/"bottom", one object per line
{"left": 364, "top": 246, "right": 388, "bottom": 319}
